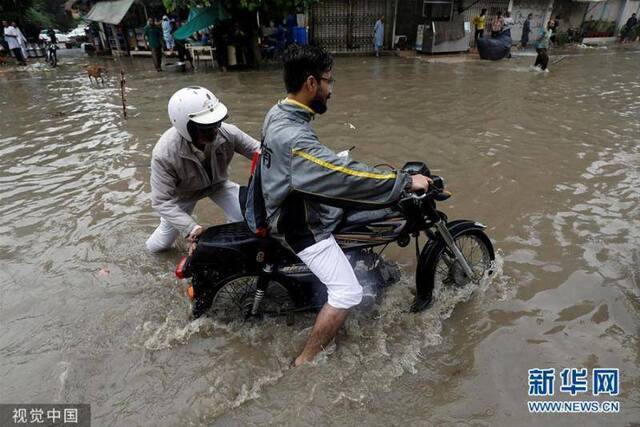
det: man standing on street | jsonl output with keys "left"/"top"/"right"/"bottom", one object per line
{"left": 521, "top": 13, "right": 532, "bottom": 48}
{"left": 473, "top": 9, "right": 487, "bottom": 46}
{"left": 503, "top": 11, "right": 514, "bottom": 37}
{"left": 162, "top": 16, "right": 174, "bottom": 52}
{"left": 144, "top": 18, "right": 163, "bottom": 71}
{"left": 14, "top": 22, "right": 28, "bottom": 60}
{"left": 491, "top": 11, "right": 504, "bottom": 38}
{"left": 621, "top": 13, "right": 637, "bottom": 42}
{"left": 374, "top": 15, "right": 384, "bottom": 57}
{"left": 249, "top": 45, "right": 430, "bottom": 366}
{"left": 2, "top": 21, "right": 27, "bottom": 65}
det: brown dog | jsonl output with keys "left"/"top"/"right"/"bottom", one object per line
{"left": 86, "top": 65, "right": 105, "bottom": 84}
{"left": 0, "top": 55, "right": 8, "bottom": 66}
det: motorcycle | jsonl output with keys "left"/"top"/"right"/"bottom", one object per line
{"left": 175, "top": 161, "right": 495, "bottom": 321}
{"left": 46, "top": 42, "right": 57, "bottom": 67}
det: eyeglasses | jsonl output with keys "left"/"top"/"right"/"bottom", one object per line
{"left": 320, "top": 76, "right": 335, "bottom": 86}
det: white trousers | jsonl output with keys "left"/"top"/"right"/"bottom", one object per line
{"left": 146, "top": 180, "right": 243, "bottom": 253}
{"left": 296, "top": 235, "right": 363, "bottom": 310}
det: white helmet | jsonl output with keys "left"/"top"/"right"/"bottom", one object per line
{"left": 168, "top": 86, "right": 228, "bottom": 142}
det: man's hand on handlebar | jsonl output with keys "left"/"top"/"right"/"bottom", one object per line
{"left": 410, "top": 174, "right": 431, "bottom": 192}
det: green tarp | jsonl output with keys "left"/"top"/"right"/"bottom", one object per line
{"left": 173, "top": 5, "right": 229, "bottom": 40}
{"left": 84, "top": 0, "right": 135, "bottom": 25}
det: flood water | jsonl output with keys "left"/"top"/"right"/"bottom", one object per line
{"left": 1, "top": 48, "right": 639, "bottom": 426}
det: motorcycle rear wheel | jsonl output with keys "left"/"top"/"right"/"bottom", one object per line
{"left": 205, "top": 275, "right": 297, "bottom": 322}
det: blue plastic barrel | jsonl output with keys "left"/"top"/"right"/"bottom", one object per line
{"left": 293, "top": 27, "right": 308, "bottom": 45}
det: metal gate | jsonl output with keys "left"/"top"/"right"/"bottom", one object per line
{"left": 310, "top": 0, "right": 387, "bottom": 53}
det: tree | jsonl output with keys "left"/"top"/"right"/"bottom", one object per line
{"left": 0, "top": 0, "right": 34, "bottom": 24}
{"left": 0, "top": 0, "right": 76, "bottom": 37}
{"left": 25, "top": 0, "right": 57, "bottom": 29}
{"left": 162, "top": 0, "right": 315, "bottom": 13}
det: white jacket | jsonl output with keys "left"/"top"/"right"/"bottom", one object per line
{"left": 150, "top": 123, "right": 259, "bottom": 236}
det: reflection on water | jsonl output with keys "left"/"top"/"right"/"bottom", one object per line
{"left": 1, "top": 48, "right": 639, "bottom": 426}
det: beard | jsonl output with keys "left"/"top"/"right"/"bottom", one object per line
{"left": 310, "top": 87, "right": 329, "bottom": 115}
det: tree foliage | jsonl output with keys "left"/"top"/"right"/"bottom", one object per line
{"left": 0, "top": 0, "right": 34, "bottom": 24}
{"left": 162, "top": 0, "right": 316, "bottom": 13}
{"left": 25, "top": 1, "right": 57, "bottom": 29}
{"left": 1, "top": 0, "right": 75, "bottom": 36}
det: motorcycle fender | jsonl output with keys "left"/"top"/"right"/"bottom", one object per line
{"left": 420, "top": 219, "right": 487, "bottom": 254}
{"left": 415, "top": 220, "right": 494, "bottom": 304}
{"left": 419, "top": 220, "right": 493, "bottom": 269}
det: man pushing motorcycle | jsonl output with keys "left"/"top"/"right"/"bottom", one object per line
{"left": 147, "top": 87, "right": 260, "bottom": 253}
{"left": 248, "top": 45, "right": 430, "bottom": 366}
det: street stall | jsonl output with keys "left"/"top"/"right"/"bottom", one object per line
{"left": 173, "top": 5, "right": 229, "bottom": 68}
{"left": 84, "top": 0, "right": 136, "bottom": 55}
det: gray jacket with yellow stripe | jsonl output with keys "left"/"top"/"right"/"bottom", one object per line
{"left": 258, "top": 100, "right": 411, "bottom": 253}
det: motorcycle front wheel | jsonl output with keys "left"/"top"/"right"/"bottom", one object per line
{"left": 413, "top": 227, "right": 494, "bottom": 312}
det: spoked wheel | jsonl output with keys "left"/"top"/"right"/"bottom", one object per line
{"left": 209, "top": 276, "right": 296, "bottom": 323}
{"left": 433, "top": 233, "right": 492, "bottom": 298}
{"left": 413, "top": 227, "right": 494, "bottom": 312}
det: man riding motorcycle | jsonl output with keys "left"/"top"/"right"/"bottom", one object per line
{"left": 46, "top": 28, "right": 58, "bottom": 65}
{"left": 147, "top": 86, "right": 259, "bottom": 253}
{"left": 247, "top": 46, "right": 430, "bottom": 366}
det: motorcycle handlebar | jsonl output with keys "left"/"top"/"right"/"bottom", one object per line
{"left": 400, "top": 176, "right": 449, "bottom": 203}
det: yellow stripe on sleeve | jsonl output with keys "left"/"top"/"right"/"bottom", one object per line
{"left": 292, "top": 150, "right": 397, "bottom": 180}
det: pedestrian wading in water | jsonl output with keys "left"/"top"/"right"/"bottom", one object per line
{"left": 534, "top": 21, "right": 554, "bottom": 71}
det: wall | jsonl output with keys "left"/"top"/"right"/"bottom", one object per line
{"left": 552, "top": 0, "right": 627, "bottom": 33}
{"left": 586, "top": 0, "right": 624, "bottom": 22}
{"left": 554, "top": 1, "right": 589, "bottom": 29}
{"left": 510, "top": 0, "right": 551, "bottom": 42}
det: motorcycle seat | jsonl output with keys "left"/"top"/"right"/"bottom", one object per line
{"left": 198, "top": 221, "right": 275, "bottom": 248}
{"left": 193, "top": 221, "right": 297, "bottom": 269}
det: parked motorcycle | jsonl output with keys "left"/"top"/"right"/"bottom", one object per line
{"left": 175, "top": 161, "right": 495, "bottom": 320}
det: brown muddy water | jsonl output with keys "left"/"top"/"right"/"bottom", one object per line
{"left": 1, "top": 48, "right": 639, "bottom": 426}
